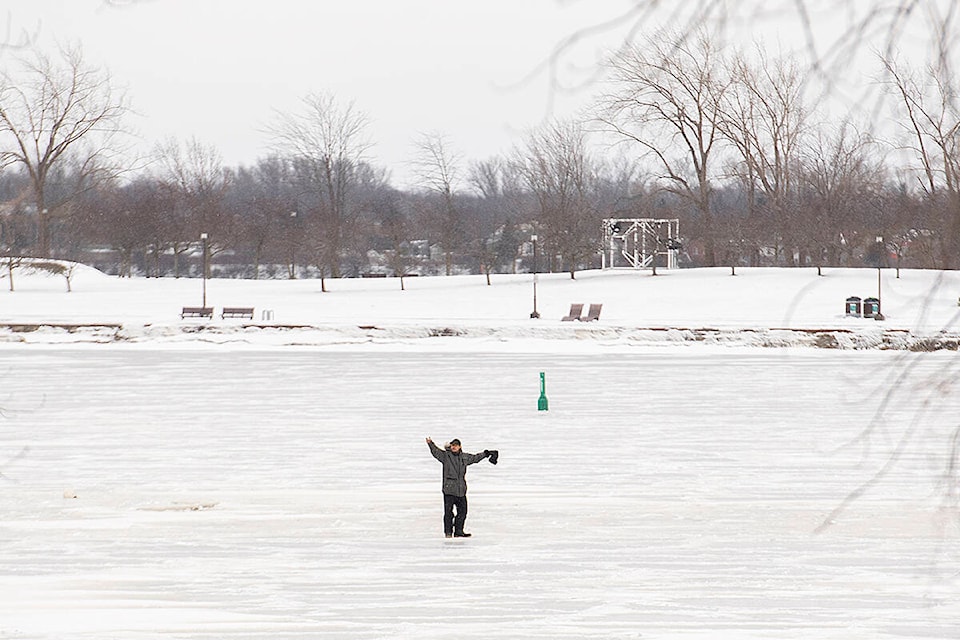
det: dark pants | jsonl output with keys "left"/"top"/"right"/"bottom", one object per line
{"left": 443, "top": 493, "right": 468, "bottom": 535}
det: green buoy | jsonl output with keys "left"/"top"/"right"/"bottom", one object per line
{"left": 538, "top": 371, "right": 549, "bottom": 411}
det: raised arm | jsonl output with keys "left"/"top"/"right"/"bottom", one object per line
{"left": 426, "top": 437, "right": 445, "bottom": 462}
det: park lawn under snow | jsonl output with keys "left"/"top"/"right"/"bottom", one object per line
{"left": 0, "top": 265, "right": 959, "bottom": 639}
{"left": 1, "top": 265, "right": 960, "bottom": 350}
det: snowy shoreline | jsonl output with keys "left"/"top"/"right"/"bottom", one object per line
{"left": 1, "top": 320, "right": 959, "bottom": 350}
{"left": 3, "top": 265, "right": 960, "bottom": 350}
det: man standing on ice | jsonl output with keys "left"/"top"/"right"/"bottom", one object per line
{"left": 425, "top": 437, "right": 497, "bottom": 538}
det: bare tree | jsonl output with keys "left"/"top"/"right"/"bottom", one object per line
{"left": 74, "top": 177, "right": 160, "bottom": 277}
{"left": 411, "top": 131, "right": 464, "bottom": 276}
{"left": 467, "top": 157, "right": 524, "bottom": 280}
{"left": 268, "top": 91, "right": 372, "bottom": 279}
{"left": 371, "top": 189, "right": 416, "bottom": 289}
{"left": 882, "top": 56, "right": 960, "bottom": 269}
{"left": 232, "top": 156, "right": 299, "bottom": 280}
{"left": 0, "top": 43, "right": 129, "bottom": 256}
{"left": 470, "top": 157, "right": 534, "bottom": 275}
{"left": 600, "top": 30, "right": 727, "bottom": 266}
{"left": 155, "top": 137, "right": 231, "bottom": 277}
{"left": 513, "top": 120, "right": 602, "bottom": 279}
{"left": 720, "top": 49, "right": 810, "bottom": 266}
{"left": 798, "top": 122, "right": 887, "bottom": 270}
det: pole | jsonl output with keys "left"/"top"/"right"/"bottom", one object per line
{"left": 290, "top": 211, "right": 297, "bottom": 279}
{"left": 201, "top": 232, "right": 208, "bottom": 308}
{"left": 530, "top": 234, "right": 540, "bottom": 319}
{"left": 876, "top": 235, "right": 882, "bottom": 317}
{"left": 538, "top": 371, "right": 549, "bottom": 411}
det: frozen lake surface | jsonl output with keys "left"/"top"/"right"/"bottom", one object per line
{"left": 2, "top": 346, "right": 959, "bottom": 639}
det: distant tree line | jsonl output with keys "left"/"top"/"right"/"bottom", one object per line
{"left": 0, "top": 29, "right": 958, "bottom": 282}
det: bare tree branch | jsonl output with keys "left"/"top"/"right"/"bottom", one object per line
{"left": 0, "top": 43, "right": 130, "bottom": 256}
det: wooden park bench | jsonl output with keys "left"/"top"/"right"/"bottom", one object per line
{"left": 221, "top": 307, "right": 255, "bottom": 319}
{"left": 581, "top": 303, "right": 603, "bottom": 322}
{"left": 181, "top": 307, "right": 213, "bottom": 319}
{"left": 561, "top": 303, "right": 584, "bottom": 321}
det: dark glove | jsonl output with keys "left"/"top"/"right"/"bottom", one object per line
{"left": 487, "top": 450, "right": 499, "bottom": 465}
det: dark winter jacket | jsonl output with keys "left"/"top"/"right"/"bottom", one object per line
{"left": 427, "top": 441, "right": 487, "bottom": 497}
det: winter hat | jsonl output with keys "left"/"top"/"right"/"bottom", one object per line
{"left": 450, "top": 438, "right": 461, "bottom": 446}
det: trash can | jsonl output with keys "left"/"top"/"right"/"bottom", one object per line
{"left": 845, "top": 296, "right": 862, "bottom": 317}
{"left": 863, "top": 297, "right": 880, "bottom": 319}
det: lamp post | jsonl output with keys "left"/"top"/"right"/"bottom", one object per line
{"left": 200, "top": 232, "right": 208, "bottom": 308}
{"left": 530, "top": 234, "right": 540, "bottom": 319}
{"left": 876, "top": 235, "right": 882, "bottom": 310}
{"left": 289, "top": 211, "right": 298, "bottom": 279}
{"left": 41, "top": 208, "right": 48, "bottom": 255}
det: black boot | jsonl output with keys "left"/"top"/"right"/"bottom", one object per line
{"left": 453, "top": 531, "right": 471, "bottom": 538}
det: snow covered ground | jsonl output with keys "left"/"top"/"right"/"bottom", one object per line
{"left": 1, "top": 266, "right": 960, "bottom": 639}
{"left": 1, "top": 265, "right": 960, "bottom": 348}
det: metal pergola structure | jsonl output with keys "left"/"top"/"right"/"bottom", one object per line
{"left": 601, "top": 218, "right": 681, "bottom": 270}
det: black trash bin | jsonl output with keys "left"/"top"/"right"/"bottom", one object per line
{"left": 863, "top": 297, "right": 880, "bottom": 319}
{"left": 845, "top": 296, "right": 862, "bottom": 317}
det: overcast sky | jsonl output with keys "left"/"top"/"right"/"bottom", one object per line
{"left": 9, "top": 1, "right": 642, "bottom": 188}
{"left": 6, "top": 1, "right": 945, "bottom": 190}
